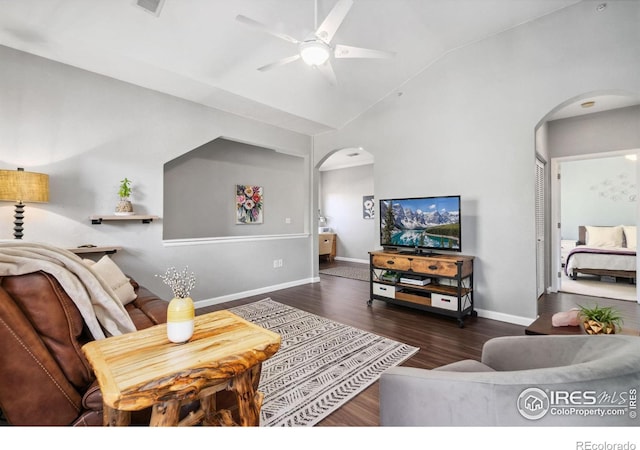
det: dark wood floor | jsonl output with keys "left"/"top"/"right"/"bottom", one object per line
{"left": 199, "top": 259, "right": 640, "bottom": 426}
{"left": 198, "top": 260, "right": 507, "bottom": 425}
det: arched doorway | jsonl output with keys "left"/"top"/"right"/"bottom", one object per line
{"left": 535, "top": 91, "right": 640, "bottom": 304}
{"left": 315, "top": 147, "right": 375, "bottom": 273}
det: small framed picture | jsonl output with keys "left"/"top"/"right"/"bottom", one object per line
{"left": 236, "top": 185, "right": 264, "bottom": 224}
{"left": 363, "top": 195, "right": 374, "bottom": 219}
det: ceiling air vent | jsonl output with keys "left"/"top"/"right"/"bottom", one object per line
{"left": 135, "top": 0, "right": 165, "bottom": 16}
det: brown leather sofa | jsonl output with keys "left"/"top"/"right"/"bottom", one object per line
{"left": 0, "top": 271, "right": 168, "bottom": 426}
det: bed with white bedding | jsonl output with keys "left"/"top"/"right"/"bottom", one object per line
{"left": 565, "top": 225, "right": 636, "bottom": 282}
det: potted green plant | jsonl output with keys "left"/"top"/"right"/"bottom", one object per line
{"left": 115, "top": 177, "right": 134, "bottom": 215}
{"left": 578, "top": 304, "right": 623, "bottom": 335}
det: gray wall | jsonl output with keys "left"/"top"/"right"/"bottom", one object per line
{"left": 319, "top": 164, "right": 375, "bottom": 262}
{"left": 0, "top": 44, "right": 313, "bottom": 305}
{"left": 548, "top": 106, "right": 640, "bottom": 158}
{"left": 314, "top": 1, "right": 640, "bottom": 324}
{"left": 164, "top": 138, "right": 306, "bottom": 240}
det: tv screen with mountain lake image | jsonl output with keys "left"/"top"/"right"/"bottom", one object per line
{"left": 379, "top": 195, "right": 461, "bottom": 252}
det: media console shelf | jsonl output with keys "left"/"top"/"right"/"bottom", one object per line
{"left": 368, "top": 250, "right": 476, "bottom": 327}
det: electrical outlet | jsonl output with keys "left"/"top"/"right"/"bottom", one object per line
{"left": 278, "top": 259, "right": 283, "bottom": 267}
{"left": 285, "top": 218, "right": 291, "bottom": 224}
{"left": 273, "top": 260, "right": 278, "bottom": 268}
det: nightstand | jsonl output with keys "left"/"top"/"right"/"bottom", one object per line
{"left": 319, "top": 233, "right": 337, "bottom": 261}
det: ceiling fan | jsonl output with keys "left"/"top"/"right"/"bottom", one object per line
{"left": 236, "top": 0, "right": 395, "bottom": 84}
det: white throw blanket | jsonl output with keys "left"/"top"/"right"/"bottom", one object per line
{"left": 0, "top": 241, "right": 136, "bottom": 339}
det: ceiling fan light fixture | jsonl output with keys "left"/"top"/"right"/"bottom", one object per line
{"left": 300, "top": 40, "right": 331, "bottom": 66}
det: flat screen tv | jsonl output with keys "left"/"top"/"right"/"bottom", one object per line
{"left": 379, "top": 195, "right": 461, "bottom": 253}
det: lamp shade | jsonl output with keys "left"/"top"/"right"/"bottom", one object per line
{"left": 0, "top": 168, "right": 49, "bottom": 203}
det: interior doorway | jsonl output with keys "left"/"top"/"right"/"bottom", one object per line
{"left": 550, "top": 151, "right": 638, "bottom": 302}
{"left": 316, "top": 147, "right": 375, "bottom": 266}
{"left": 535, "top": 91, "right": 640, "bottom": 304}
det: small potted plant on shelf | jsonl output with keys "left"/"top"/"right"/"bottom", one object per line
{"left": 578, "top": 304, "right": 623, "bottom": 335}
{"left": 115, "top": 177, "right": 134, "bottom": 215}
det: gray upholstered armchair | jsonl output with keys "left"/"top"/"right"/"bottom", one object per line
{"left": 380, "top": 335, "right": 640, "bottom": 426}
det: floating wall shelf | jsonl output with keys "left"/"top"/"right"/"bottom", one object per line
{"left": 90, "top": 215, "right": 160, "bottom": 225}
{"left": 69, "top": 246, "right": 123, "bottom": 255}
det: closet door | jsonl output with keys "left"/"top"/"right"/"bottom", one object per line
{"left": 535, "top": 158, "right": 546, "bottom": 298}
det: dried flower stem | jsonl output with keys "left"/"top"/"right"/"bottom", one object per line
{"left": 156, "top": 266, "right": 196, "bottom": 298}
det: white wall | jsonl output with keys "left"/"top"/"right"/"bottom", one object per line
{"left": 560, "top": 156, "right": 637, "bottom": 241}
{"left": 314, "top": 1, "right": 640, "bottom": 324}
{"left": 0, "top": 44, "right": 313, "bottom": 305}
{"left": 2, "top": 1, "right": 639, "bottom": 322}
{"left": 320, "top": 164, "right": 375, "bottom": 262}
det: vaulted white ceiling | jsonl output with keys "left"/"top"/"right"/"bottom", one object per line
{"left": 1, "top": 0, "right": 587, "bottom": 135}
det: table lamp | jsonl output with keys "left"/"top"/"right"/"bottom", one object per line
{"left": 0, "top": 167, "right": 49, "bottom": 239}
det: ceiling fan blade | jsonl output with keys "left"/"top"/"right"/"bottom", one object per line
{"left": 257, "top": 54, "right": 301, "bottom": 72}
{"left": 236, "top": 15, "right": 300, "bottom": 44}
{"left": 315, "top": 0, "right": 353, "bottom": 43}
{"left": 314, "top": 60, "right": 338, "bottom": 85}
{"left": 334, "top": 44, "right": 395, "bottom": 59}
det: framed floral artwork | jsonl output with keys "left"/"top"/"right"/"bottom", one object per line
{"left": 363, "top": 195, "right": 374, "bottom": 219}
{"left": 236, "top": 185, "right": 264, "bottom": 224}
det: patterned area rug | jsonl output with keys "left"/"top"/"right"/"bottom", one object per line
{"left": 319, "top": 265, "right": 370, "bottom": 282}
{"left": 229, "top": 298, "right": 419, "bottom": 426}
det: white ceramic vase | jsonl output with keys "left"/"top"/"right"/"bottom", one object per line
{"left": 167, "top": 296, "right": 195, "bottom": 343}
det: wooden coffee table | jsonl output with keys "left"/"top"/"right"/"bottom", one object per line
{"left": 525, "top": 312, "right": 582, "bottom": 335}
{"left": 526, "top": 312, "right": 639, "bottom": 336}
{"left": 82, "top": 310, "right": 280, "bottom": 426}
{"left": 527, "top": 292, "right": 640, "bottom": 336}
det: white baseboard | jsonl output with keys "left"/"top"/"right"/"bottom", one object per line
{"left": 475, "top": 308, "right": 535, "bottom": 327}
{"left": 335, "top": 256, "right": 368, "bottom": 264}
{"left": 194, "top": 277, "right": 318, "bottom": 309}
{"left": 194, "top": 276, "right": 535, "bottom": 328}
